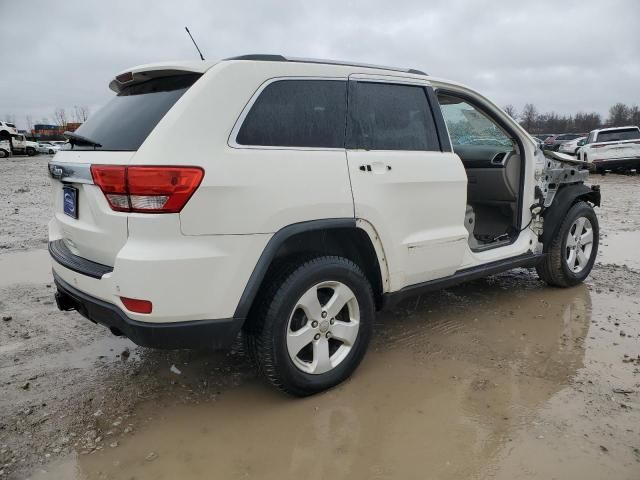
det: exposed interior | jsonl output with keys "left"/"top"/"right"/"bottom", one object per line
{"left": 437, "top": 93, "right": 523, "bottom": 251}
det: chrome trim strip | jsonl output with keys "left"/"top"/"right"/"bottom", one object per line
{"left": 48, "top": 162, "right": 93, "bottom": 184}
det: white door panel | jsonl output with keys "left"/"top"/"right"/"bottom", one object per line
{"left": 347, "top": 150, "right": 468, "bottom": 289}
{"left": 345, "top": 76, "right": 468, "bottom": 290}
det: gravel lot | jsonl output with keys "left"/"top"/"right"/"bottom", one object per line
{"left": 1, "top": 155, "right": 639, "bottom": 479}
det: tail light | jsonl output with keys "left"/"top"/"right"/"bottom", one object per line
{"left": 90, "top": 165, "right": 204, "bottom": 213}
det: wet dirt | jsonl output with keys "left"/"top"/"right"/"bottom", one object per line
{"left": 1, "top": 158, "right": 639, "bottom": 479}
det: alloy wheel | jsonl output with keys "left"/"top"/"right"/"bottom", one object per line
{"left": 286, "top": 281, "right": 360, "bottom": 375}
{"left": 565, "top": 216, "right": 594, "bottom": 273}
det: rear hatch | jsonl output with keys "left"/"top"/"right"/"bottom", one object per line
{"left": 594, "top": 128, "right": 640, "bottom": 160}
{"left": 49, "top": 73, "right": 201, "bottom": 267}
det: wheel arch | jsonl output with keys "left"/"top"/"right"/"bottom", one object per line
{"left": 540, "top": 183, "right": 601, "bottom": 252}
{"left": 234, "top": 219, "right": 388, "bottom": 323}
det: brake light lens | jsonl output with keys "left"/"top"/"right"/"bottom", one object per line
{"left": 120, "top": 297, "right": 152, "bottom": 314}
{"left": 90, "top": 165, "right": 204, "bottom": 213}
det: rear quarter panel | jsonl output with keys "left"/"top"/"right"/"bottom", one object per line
{"left": 133, "top": 61, "right": 355, "bottom": 235}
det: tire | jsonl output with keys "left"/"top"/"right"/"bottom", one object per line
{"left": 0, "top": 149, "right": 8, "bottom": 158}
{"left": 536, "top": 201, "right": 599, "bottom": 287}
{"left": 246, "top": 256, "right": 374, "bottom": 396}
{"left": 48, "top": 149, "right": 54, "bottom": 154}
{"left": 26, "top": 147, "right": 35, "bottom": 156}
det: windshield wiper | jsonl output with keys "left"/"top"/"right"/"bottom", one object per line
{"left": 64, "top": 131, "right": 102, "bottom": 149}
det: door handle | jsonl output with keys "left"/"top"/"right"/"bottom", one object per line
{"left": 359, "top": 163, "right": 392, "bottom": 173}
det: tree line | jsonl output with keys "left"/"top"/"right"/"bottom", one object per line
{"left": 2, "top": 106, "right": 90, "bottom": 132}
{"left": 503, "top": 103, "right": 640, "bottom": 135}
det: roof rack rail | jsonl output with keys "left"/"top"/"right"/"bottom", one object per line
{"left": 223, "top": 54, "right": 428, "bottom": 76}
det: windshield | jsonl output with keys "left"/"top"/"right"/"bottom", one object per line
{"left": 64, "top": 74, "right": 200, "bottom": 151}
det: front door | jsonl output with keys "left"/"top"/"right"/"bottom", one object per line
{"left": 345, "top": 74, "right": 468, "bottom": 290}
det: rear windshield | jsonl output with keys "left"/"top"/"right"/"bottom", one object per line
{"left": 597, "top": 128, "right": 640, "bottom": 143}
{"left": 64, "top": 74, "right": 200, "bottom": 151}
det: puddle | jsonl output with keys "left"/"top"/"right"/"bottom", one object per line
{"left": 33, "top": 277, "right": 621, "bottom": 480}
{"left": 0, "top": 248, "right": 51, "bottom": 288}
{"left": 598, "top": 230, "right": 640, "bottom": 270}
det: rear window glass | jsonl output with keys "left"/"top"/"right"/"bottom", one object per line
{"left": 348, "top": 82, "right": 439, "bottom": 151}
{"left": 236, "top": 80, "right": 347, "bottom": 148}
{"left": 597, "top": 128, "right": 640, "bottom": 142}
{"left": 64, "top": 74, "right": 200, "bottom": 151}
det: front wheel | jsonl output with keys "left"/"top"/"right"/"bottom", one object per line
{"left": 537, "top": 201, "right": 599, "bottom": 287}
{"left": 26, "top": 147, "right": 36, "bottom": 156}
{"left": 246, "top": 256, "right": 374, "bottom": 396}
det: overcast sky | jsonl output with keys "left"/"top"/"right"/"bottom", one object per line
{"left": 1, "top": 0, "right": 638, "bottom": 129}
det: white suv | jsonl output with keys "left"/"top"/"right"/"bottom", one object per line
{"left": 578, "top": 125, "right": 640, "bottom": 172}
{"left": 49, "top": 55, "right": 601, "bottom": 396}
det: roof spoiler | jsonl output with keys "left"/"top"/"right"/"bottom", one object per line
{"left": 108, "top": 62, "right": 212, "bottom": 93}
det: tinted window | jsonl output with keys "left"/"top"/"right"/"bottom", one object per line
{"left": 236, "top": 80, "right": 346, "bottom": 148}
{"left": 64, "top": 74, "right": 200, "bottom": 151}
{"left": 597, "top": 128, "right": 640, "bottom": 142}
{"left": 348, "top": 82, "right": 439, "bottom": 151}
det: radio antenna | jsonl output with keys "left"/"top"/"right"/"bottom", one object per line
{"left": 185, "top": 26, "right": 205, "bottom": 61}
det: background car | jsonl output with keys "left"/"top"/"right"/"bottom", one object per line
{"left": 37, "top": 142, "right": 61, "bottom": 154}
{"left": 559, "top": 136, "right": 586, "bottom": 155}
{"left": 579, "top": 126, "right": 640, "bottom": 171}
{"left": 535, "top": 134, "right": 555, "bottom": 142}
{"left": 545, "top": 133, "right": 584, "bottom": 151}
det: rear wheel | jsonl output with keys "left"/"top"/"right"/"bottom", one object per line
{"left": 537, "top": 201, "right": 599, "bottom": 287}
{"left": 246, "top": 256, "right": 374, "bottom": 396}
{"left": 48, "top": 149, "right": 54, "bottom": 154}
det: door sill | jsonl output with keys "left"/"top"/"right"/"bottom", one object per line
{"left": 382, "top": 252, "right": 544, "bottom": 309}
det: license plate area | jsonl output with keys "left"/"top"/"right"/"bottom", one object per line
{"left": 63, "top": 185, "right": 78, "bottom": 219}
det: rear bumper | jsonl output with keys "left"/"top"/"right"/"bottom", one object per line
{"left": 592, "top": 157, "right": 640, "bottom": 170}
{"left": 53, "top": 271, "right": 243, "bottom": 350}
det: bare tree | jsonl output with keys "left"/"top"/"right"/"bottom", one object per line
{"left": 629, "top": 105, "right": 640, "bottom": 127}
{"left": 25, "top": 115, "right": 34, "bottom": 133}
{"left": 502, "top": 104, "right": 518, "bottom": 120}
{"left": 607, "top": 103, "right": 630, "bottom": 127}
{"left": 53, "top": 108, "right": 67, "bottom": 128}
{"left": 73, "top": 105, "right": 90, "bottom": 123}
{"left": 520, "top": 103, "right": 538, "bottom": 132}
{"left": 573, "top": 112, "right": 601, "bottom": 133}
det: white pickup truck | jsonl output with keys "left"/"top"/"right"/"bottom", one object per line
{"left": 10, "top": 134, "right": 39, "bottom": 156}
{"left": 578, "top": 126, "right": 640, "bottom": 172}
{"left": 0, "top": 140, "right": 11, "bottom": 158}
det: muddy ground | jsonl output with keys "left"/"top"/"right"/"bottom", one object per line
{"left": 0, "top": 155, "right": 639, "bottom": 479}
